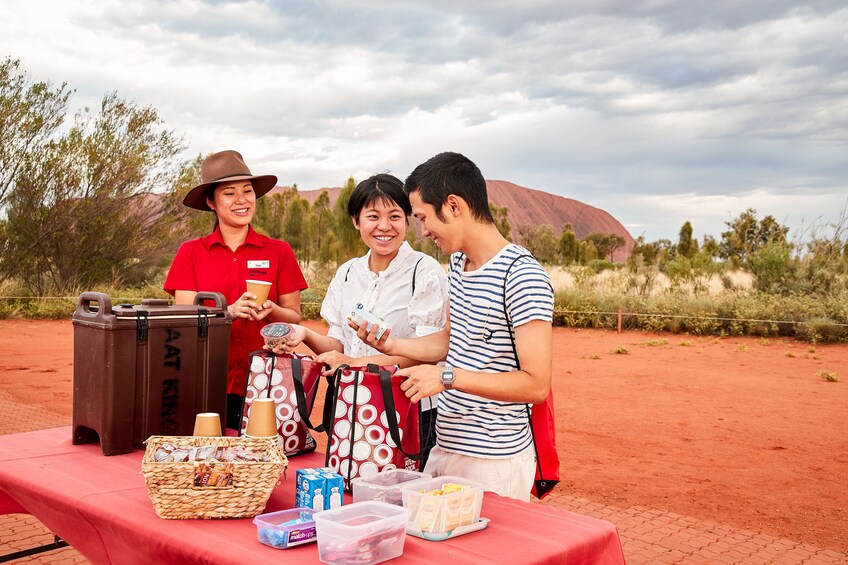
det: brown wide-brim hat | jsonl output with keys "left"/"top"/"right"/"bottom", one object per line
{"left": 183, "top": 150, "right": 278, "bottom": 211}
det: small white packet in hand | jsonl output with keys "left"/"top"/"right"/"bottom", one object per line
{"left": 348, "top": 303, "right": 389, "bottom": 339}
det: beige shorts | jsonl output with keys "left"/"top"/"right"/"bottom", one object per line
{"left": 423, "top": 444, "right": 536, "bottom": 502}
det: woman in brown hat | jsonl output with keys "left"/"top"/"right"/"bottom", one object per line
{"left": 164, "top": 150, "right": 307, "bottom": 430}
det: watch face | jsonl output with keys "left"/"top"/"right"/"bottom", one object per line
{"left": 441, "top": 369, "right": 454, "bottom": 388}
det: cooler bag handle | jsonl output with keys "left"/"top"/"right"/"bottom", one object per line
{"left": 323, "top": 364, "right": 352, "bottom": 478}
{"left": 292, "top": 358, "right": 330, "bottom": 433}
{"left": 378, "top": 368, "right": 421, "bottom": 462}
{"left": 75, "top": 292, "right": 112, "bottom": 319}
{"left": 193, "top": 291, "right": 228, "bottom": 311}
{"left": 140, "top": 298, "right": 170, "bottom": 307}
{"left": 321, "top": 365, "right": 346, "bottom": 439}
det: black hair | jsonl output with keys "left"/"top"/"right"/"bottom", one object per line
{"left": 403, "top": 152, "right": 494, "bottom": 223}
{"left": 347, "top": 173, "right": 412, "bottom": 219}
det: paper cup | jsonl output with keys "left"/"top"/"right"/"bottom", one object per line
{"left": 245, "top": 398, "right": 278, "bottom": 438}
{"left": 246, "top": 280, "right": 272, "bottom": 305}
{"left": 193, "top": 412, "right": 222, "bottom": 437}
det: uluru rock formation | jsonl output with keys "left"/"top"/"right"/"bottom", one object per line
{"left": 287, "top": 180, "right": 634, "bottom": 262}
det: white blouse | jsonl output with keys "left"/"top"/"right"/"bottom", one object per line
{"left": 321, "top": 241, "right": 448, "bottom": 359}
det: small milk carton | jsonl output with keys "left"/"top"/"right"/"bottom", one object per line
{"left": 295, "top": 468, "right": 322, "bottom": 510}
{"left": 296, "top": 468, "right": 345, "bottom": 511}
{"left": 321, "top": 472, "right": 345, "bottom": 510}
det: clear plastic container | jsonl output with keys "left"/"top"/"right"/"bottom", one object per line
{"left": 260, "top": 322, "right": 292, "bottom": 349}
{"left": 351, "top": 469, "right": 432, "bottom": 506}
{"left": 314, "top": 500, "right": 409, "bottom": 565}
{"left": 253, "top": 507, "right": 317, "bottom": 549}
{"left": 400, "top": 475, "right": 484, "bottom": 536}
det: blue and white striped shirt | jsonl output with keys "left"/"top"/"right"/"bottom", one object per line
{"left": 438, "top": 244, "right": 554, "bottom": 458}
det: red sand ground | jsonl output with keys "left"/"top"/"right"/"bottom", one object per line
{"left": 1, "top": 319, "right": 846, "bottom": 553}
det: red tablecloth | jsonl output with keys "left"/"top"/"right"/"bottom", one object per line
{"left": 0, "top": 428, "right": 626, "bottom": 564}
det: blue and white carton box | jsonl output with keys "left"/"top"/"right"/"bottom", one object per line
{"left": 296, "top": 468, "right": 345, "bottom": 511}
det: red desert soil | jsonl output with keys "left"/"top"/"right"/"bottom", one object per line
{"left": 0, "top": 319, "right": 846, "bottom": 552}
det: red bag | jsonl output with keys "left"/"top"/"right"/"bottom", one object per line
{"left": 240, "top": 351, "right": 324, "bottom": 457}
{"left": 503, "top": 254, "right": 561, "bottom": 499}
{"left": 528, "top": 390, "right": 560, "bottom": 499}
{"left": 323, "top": 364, "right": 421, "bottom": 490}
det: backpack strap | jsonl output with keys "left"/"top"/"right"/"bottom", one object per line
{"left": 411, "top": 257, "right": 423, "bottom": 294}
{"left": 501, "top": 252, "right": 552, "bottom": 484}
{"left": 502, "top": 254, "right": 534, "bottom": 368}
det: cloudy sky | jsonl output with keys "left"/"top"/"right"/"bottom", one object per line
{"left": 3, "top": 1, "right": 847, "bottom": 242}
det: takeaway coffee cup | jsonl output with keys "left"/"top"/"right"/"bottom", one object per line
{"left": 245, "top": 398, "right": 278, "bottom": 438}
{"left": 246, "top": 280, "right": 272, "bottom": 306}
{"left": 193, "top": 412, "right": 222, "bottom": 437}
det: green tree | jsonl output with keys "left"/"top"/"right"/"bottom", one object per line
{"left": 254, "top": 189, "right": 293, "bottom": 240}
{"left": 489, "top": 201, "right": 512, "bottom": 241}
{"left": 583, "top": 232, "right": 626, "bottom": 262}
{"left": 664, "top": 249, "right": 721, "bottom": 294}
{"left": 558, "top": 223, "right": 579, "bottom": 265}
{"left": 580, "top": 240, "right": 599, "bottom": 263}
{"left": 701, "top": 235, "right": 720, "bottom": 258}
{"left": 155, "top": 154, "right": 214, "bottom": 263}
{"left": 1, "top": 92, "right": 184, "bottom": 293}
{"left": 331, "top": 177, "right": 366, "bottom": 262}
{"left": 309, "top": 189, "right": 332, "bottom": 266}
{"left": 677, "top": 221, "right": 697, "bottom": 258}
{"left": 521, "top": 224, "right": 558, "bottom": 264}
{"left": 628, "top": 235, "right": 659, "bottom": 267}
{"left": 0, "top": 57, "right": 72, "bottom": 206}
{"left": 720, "top": 208, "right": 789, "bottom": 267}
{"left": 283, "top": 194, "right": 310, "bottom": 259}
{"left": 626, "top": 236, "right": 662, "bottom": 296}
{"left": 749, "top": 241, "right": 793, "bottom": 293}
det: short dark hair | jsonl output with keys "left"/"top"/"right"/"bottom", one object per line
{"left": 404, "top": 152, "right": 494, "bottom": 223}
{"left": 347, "top": 173, "right": 411, "bottom": 219}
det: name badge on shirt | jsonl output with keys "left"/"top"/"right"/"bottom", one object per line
{"left": 248, "top": 260, "right": 270, "bottom": 269}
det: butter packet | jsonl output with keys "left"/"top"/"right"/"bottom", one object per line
{"left": 347, "top": 303, "right": 389, "bottom": 339}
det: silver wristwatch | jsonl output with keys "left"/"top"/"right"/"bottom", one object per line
{"left": 440, "top": 365, "right": 455, "bottom": 390}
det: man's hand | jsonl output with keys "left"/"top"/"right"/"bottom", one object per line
{"left": 398, "top": 364, "right": 445, "bottom": 403}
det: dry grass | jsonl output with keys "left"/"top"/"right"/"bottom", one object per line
{"left": 546, "top": 265, "right": 754, "bottom": 296}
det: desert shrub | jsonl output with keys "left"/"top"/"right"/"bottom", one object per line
{"left": 553, "top": 289, "right": 611, "bottom": 328}
{"left": 795, "top": 318, "right": 848, "bottom": 343}
{"left": 551, "top": 284, "right": 848, "bottom": 342}
{"left": 817, "top": 370, "right": 838, "bottom": 382}
{"left": 301, "top": 301, "right": 322, "bottom": 321}
{"left": 587, "top": 259, "right": 616, "bottom": 273}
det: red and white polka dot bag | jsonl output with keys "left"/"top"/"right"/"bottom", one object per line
{"left": 322, "top": 364, "right": 421, "bottom": 490}
{"left": 240, "top": 351, "right": 324, "bottom": 457}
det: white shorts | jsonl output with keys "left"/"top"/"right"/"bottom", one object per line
{"left": 423, "top": 444, "right": 536, "bottom": 502}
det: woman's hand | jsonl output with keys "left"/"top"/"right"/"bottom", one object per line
{"left": 228, "top": 292, "right": 267, "bottom": 319}
{"left": 247, "top": 299, "right": 274, "bottom": 321}
{"left": 350, "top": 319, "right": 395, "bottom": 354}
{"left": 315, "top": 351, "right": 354, "bottom": 376}
{"left": 264, "top": 324, "right": 307, "bottom": 354}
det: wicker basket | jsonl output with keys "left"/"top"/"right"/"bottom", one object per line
{"left": 141, "top": 435, "right": 287, "bottom": 519}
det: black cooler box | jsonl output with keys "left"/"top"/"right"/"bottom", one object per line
{"left": 72, "top": 292, "right": 232, "bottom": 455}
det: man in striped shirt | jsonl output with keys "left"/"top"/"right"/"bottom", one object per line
{"left": 355, "top": 151, "right": 554, "bottom": 501}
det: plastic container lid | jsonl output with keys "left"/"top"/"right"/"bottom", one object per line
{"left": 253, "top": 507, "right": 318, "bottom": 549}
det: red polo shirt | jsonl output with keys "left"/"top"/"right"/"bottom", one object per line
{"left": 164, "top": 226, "right": 307, "bottom": 394}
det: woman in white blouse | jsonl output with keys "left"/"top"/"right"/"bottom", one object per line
{"left": 277, "top": 173, "right": 448, "bottom": 373}
{"left": 276, "top": 174, "right": 448, "bottom": 463}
